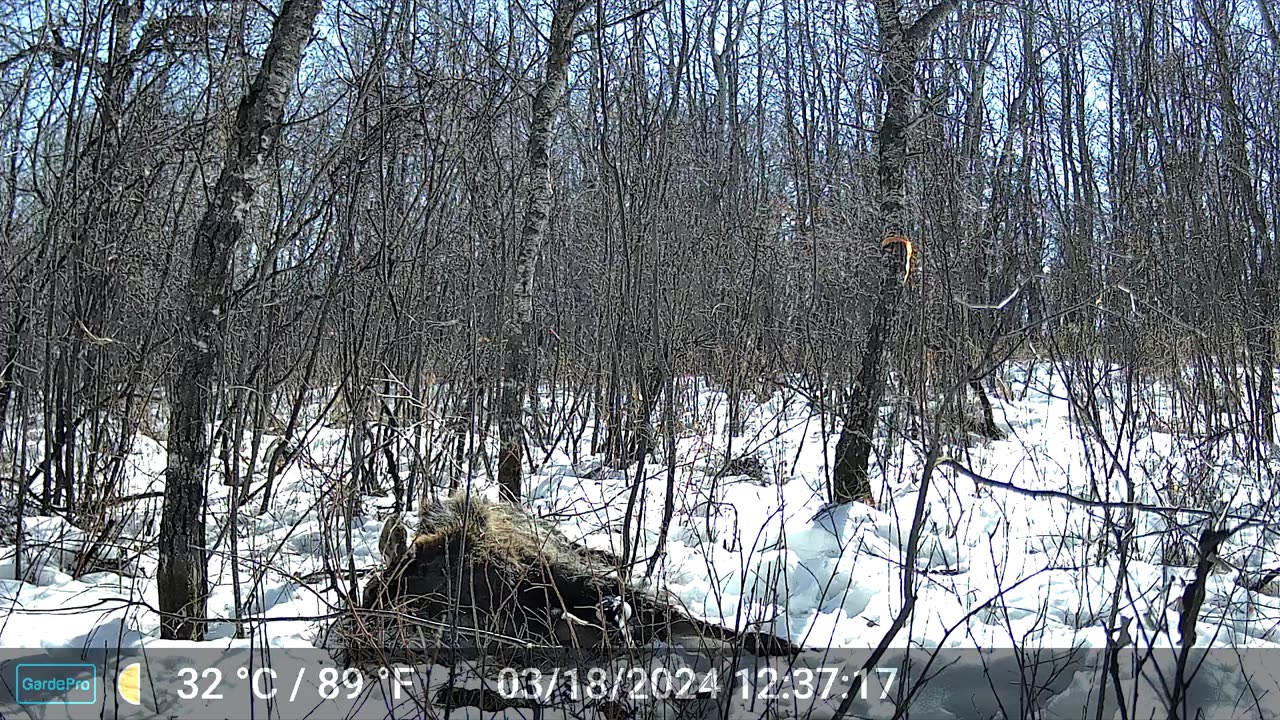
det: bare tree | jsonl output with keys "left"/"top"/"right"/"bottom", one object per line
{"left": 1194, "top": 0, "right": 1276, "bottom": 444}
{"left": 497, "top": 0, "right": 587, "bottom": 502}
{"left": 832, "top": 0, "right": 959, "bottom": 504}
{"left": 158, "top": 0, "right": 323, "bottom": 640}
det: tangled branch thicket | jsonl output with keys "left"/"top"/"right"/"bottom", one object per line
{"left": 1, "top": 0, "right": 1279, "bottom": 714}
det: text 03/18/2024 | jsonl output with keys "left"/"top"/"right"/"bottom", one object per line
{"left": 496, "top": 665, "right": 900, "bottom": 703}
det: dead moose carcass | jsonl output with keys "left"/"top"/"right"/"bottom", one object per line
{"left": 355, "top": 494, "right": 800, "bottom": 663}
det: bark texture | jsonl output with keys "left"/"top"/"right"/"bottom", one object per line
{"left": 497, "top": 0, "right": 584, "bottom": 502}
{"left": 833, "top": 0, "right": 958, "bottom": 505}
{"left": 158, "top": 0, "right": 322, "bottom": 640}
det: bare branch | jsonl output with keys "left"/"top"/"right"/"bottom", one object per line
{"left": 905, "top": 0, "right": 961, "bottom": 44}
{"left": 0, "top": 42, "right": 106, "bottom": 75}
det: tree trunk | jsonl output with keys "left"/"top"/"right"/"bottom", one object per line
{"left": 158, "top": 0, "right": 322, "bottom": 641}
{"left": 497, "top": 0, "right": 583, "bottom": 502}
{"left": 832, "top": 0, "right": 957, "bottom": 505}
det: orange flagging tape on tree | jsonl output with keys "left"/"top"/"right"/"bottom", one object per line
{"left": 881, "top": 235, "right": 914, "bottom": 284}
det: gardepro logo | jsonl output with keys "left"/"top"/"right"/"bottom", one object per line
{"left": 15, "top": 663, "right": 98, "bottom": 705}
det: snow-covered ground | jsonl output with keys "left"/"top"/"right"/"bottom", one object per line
{"left": 5, "top": 362, "right": 1280, "bottom": 718}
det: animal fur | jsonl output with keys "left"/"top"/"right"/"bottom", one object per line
{"left": 377, "top": 513, "right": 408, "bottom": 566}
{"left": 359, "top": 494, "right": 800, "bottom": 656}
{"left": 361, "top": 495, "right": 626, "bottom": 650}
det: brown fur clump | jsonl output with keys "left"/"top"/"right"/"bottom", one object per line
{"left": 357, "top": 494, "right": 802, "bottom": 657}
{"left": 377, "top": 513, "right": 408, "bottom": 566}
{"left": 360, "top": 495, "right": 620, "bottom": 650}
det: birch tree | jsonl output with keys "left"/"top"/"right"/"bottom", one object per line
{"left": 497, "top": 0, "right": 586, "bottom": 502}
{"left": 832, "top": 0, "right": 959, "bottom": 504}
{"left": 158, "top": 0, "right": 323, "bottom": 640}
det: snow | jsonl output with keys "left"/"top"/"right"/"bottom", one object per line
{"left": 4, "top": 361, "right": 1280, "bottom": 718}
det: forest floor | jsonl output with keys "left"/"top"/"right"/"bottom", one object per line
{"left": 4, "top": 361, "right": 1280, "bottom": 718}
